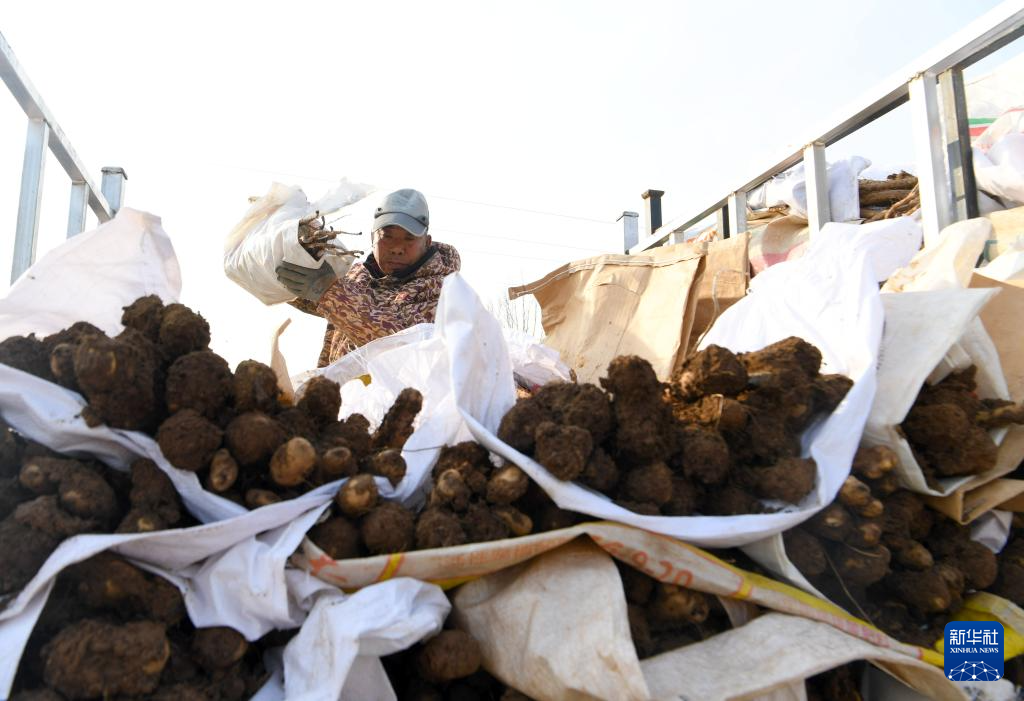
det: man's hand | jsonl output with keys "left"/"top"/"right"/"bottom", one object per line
{"left": 275, "top": 260, "right": 337, "bottom": 302}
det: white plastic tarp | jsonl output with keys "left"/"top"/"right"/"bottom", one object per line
{"left": 300, "top": 318, "right": 570, "bottom": 508}
{"left": 280, "top": 578, "right": 450, "bottom": 701}
{"left": 437, "top": 217, "right": 909, "bottom": 546}
{"left": 0, "top": 208, "right": 181, "bottom": 339}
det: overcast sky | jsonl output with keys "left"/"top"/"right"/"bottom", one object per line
{"left": 1, "top": 0, "right": 1020, "bottom": 372}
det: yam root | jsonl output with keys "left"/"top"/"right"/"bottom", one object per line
{"left": 164, "top": 350, "right": 232, "bottom": 419}
{"left": 674, "top": 345, "right": 748, "bottom": 401}
{"left": 485, "top": 465, "right": 529, "bottom": 505}
{"left": 309, "top": 515, "right": 363, "bottom": 560}
{"left": 371, "top": 387, "right": 423, "bottom": 450}
{"left": 783, "top": 528, "right": 828, "bottom": 578}
{"left": 805, "top": 503, "right": 854, "bottom": 542}
{"left": 335, "top": 474, "right": 379, "bottom": 519}
{"left": 579, "top": 447, "right": 620, "bottom": 492}
{"left": 232, "top": 359, "right": 280, "bottom": 413}
{"left": 192, "top": 627, "right": 249, "bottom": 672}
{"left": 206, "top": 449, "right": 238, "bottom": 493}
{"left": 269, "top": 437, "right": 317, "bottom": 487}
{"left": 831, "top": 543, "right": 891, "bottom": 587}
{"left": 851, "top": 445, "right": 897, "bottom": 480}
{"left": 533, "top": 422, "right": 592, "bottom": 481}
{"left": 361, "top": 502, "right": 416, "bottom": 555}
{"left": 492, "top": 505, "right": 533, "bottom": 537}
{"left": 364, "top": 448, "right": 407, "bottom": 487}
{"left": 225, "top": 412, "right": 286, "bottom": 467}
{"left": 318, "top": 446, "right": 358, "bottom": 482}
{"left": 415, "top": 630, "right": 482, "bottom": 684}
{"left": 415, "top": 508, "right": 467, "bottom": 549}
{"left": 42, "top": 619, "right": 170, "bottom": 699}
{"left": 297, "top": 376, "right": 342, "bottom": 428}
{"left": 156, "top": 410, "right": 223, "bottom": 472}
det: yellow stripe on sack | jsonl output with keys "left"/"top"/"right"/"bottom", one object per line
{"left": 742, "top": 571, "right": 947, "bottom": 664}
{"left": 429, "top": 575, "right": 482, "bottom": 591}
{"left": 731, "top": 577, "right": 755, "bottom": 600}
{"left": 745, "top": 571, "right": 868, "bottom": 624}
{"left": 358, "top": 374, "right": 372, "bottom": 386}
{"left": 590, "top": 522, "right": 949, "bottom": 667}
{"left": 375, "top": 553, "right": 404, "bottom": 582}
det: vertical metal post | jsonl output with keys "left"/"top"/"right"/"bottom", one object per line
{"left": 618, "top": 210, "right": 639, "bottom": 252}
{"left": 716, "top": 207, "right": 729, "bottom": 239}
{"left": 938, "top": 67, "right": 979, "bottom": 221}
{"left": 727, "top": 191, "right": 747, "bottom": 235}
{"left": 910, "top": 71, "right": 955, "bottom": 245}
{"left": 67, "top": 181, "right": 88, "bottom": 237}
{"left": 101, "top": 167, "right": 127, "bottom": 214}
{"left": 642, "top": 189, "right": 665, "bottom": 237}
{"left": 12, "top": 117, "right": 48, "bottom": 283}
{"left": 804, "top": 141, "right": 831, "bottom": 235}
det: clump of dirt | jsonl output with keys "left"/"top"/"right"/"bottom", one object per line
{"left": 11, "top": 552, "right": 270, "bottom": 700}
{"left": 497, "top": 338, "right": 851, "bottom": 517}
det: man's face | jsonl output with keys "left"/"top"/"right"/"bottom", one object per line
{"left": 373, "top": 225, "right": 431, "bottom": 274}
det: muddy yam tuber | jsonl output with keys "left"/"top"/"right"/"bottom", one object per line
{"left": 498, "top": 340, "right": 848, "bottom": 518}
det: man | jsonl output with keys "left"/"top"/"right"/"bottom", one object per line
{"left": 276, "top": 189, "right": 461, "bottom": 366}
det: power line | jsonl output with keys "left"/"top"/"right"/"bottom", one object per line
{"left": 456, "top": 246, "right": 597, "bottom": 264}
{"left": 215, "top": 162, "right": 618, "bottom": 226}
{"left": 431, "top": 226, "right": 612, "bottom": 253}
{"left": 426, "top": 193, "right": 615, "bottom": 225}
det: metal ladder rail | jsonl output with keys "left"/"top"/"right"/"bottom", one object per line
{"left": 0, "top": 30, "right": 126, "bottom": 284}
{"left": 628, "top": 0, "right": 1024, "bottom": 253}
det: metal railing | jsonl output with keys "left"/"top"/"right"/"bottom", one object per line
{"left": 1, "top": 30, "right": 126, "bottom": 283}
{"left": 629, "top": 0, "right": 1024, "bottom": 253}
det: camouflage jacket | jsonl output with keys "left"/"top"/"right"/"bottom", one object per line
{"left": 297, "top": 242, "right": 460, "bottom": 366}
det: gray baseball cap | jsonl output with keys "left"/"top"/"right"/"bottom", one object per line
{"left": 373, "top": 188, "right": 430, "bottom": 237}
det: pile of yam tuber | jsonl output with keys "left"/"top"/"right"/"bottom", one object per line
{"left": 901, "top": 365, "right": 1024, "bottom": 486}
{"left": 0, "top": 421, "right": 189, "bottom": 601}
{"left": 784, "top": 445, "right": 1009, "bottom": 647}
{"left": 309, "top": 440, "right": 581, "bottom": 558}
{"left": 618, "top": 562, "right": 731, "bottom": 660}
{"left": 0, "top": 295, "right": 427, "bottom": 509}
{"left": 497, "top": 337, "right": 851, "bottom": 517}
{"left": 11, "top": 551, "right": 269, "bottom": 700}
